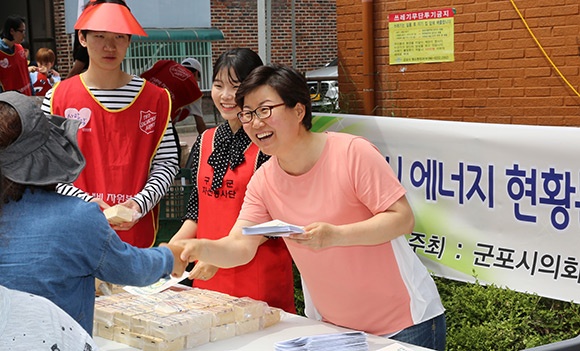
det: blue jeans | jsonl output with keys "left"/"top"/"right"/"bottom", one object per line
{"left": 388, "top": 313, "right": 446, "bottom": 350}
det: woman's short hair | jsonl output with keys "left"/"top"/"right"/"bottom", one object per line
{"left": 35, "top": 48, "right": 56, "bottom": 65}
{"left": 235, "top": 64, "right": 313, "bottom": 130}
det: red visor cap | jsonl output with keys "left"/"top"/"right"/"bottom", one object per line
{"left": 74, "top": 3, "right": 147, "bottom": 37}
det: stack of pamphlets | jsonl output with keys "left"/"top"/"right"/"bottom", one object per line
{"left": 242, "top": 219, "right": 305, "bottom": 237}
{"left": 274, "top": 331, "right": 368, "bottom": 351}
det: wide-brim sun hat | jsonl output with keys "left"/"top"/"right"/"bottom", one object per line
{"left": 181, "top": 58, "right": 202, "bottom": 74}
{"left": 0, "top": 91, "right": 85, "bottom": 185}
{"left": 74, "top": 1, "right": 147, "bottom": 36}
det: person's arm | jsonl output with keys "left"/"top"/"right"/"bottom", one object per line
{"left": 178, "top": 219, "right": 267, "bottom": 271}
{"left": 176, "top": 156, "right": 271, "bottom": 270}
{"left": 29, "top": 71, "right": 37, "bottom": 85}
{"left": 191, "top": 100, "right": 207, "bottom": 133}
{"left": 131, "top": 123, "right": 180, "bottom": 215}
{"left": 170, "top": 218, "right": 198, "bottom": 242}
{"left": 288, "top": 195, "right": 414, "bottom": 250}
{"left": 169, "top": 133, "right": 203, "bottom": 243}
{"left": 40, "top": 87, "right": 53, "bottom": 113}
{"left": 119, "top": 124, "right": 178, "bottom": 230}
{"left": 180, "top": 217, "right": 219, "bottom": 280}
{"left": 55, "top": 183, "right": 94, "bottom": 202}
{"left": 49, "top": 69, "right": 61, "bottom": 85}
{"left": 98, "top": 235, "right": 186, "bottom": 283}
{"left": 193, "top": 114, "right": 207, "bottom": 134}
{"left": 68, "top": 200, "right": 184, "bottom": 284}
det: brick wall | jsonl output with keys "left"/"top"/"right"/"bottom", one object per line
{"left": 53, "top": 0, "right": 74, "bottom": 77}
{"left": 211, "top": 0, "right": 337, "bottom": 73}
{"left": 52, "top": 0, "right": 337, "bottom": 78}
{"left": 337, "top": 0, "right": 580, "bottom": 126}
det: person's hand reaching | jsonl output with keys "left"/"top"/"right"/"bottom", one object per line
{"left": 188, "top": 261, "right": 218, "bottom": 281}
{"left": 159, "top": 242, "right": 187, "bottom": 278}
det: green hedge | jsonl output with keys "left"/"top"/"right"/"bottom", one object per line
{"left": 293, "top": 268, "right": 580, "bottom": 350}
{"left": 435, "top": 276, "right": 580, "bottom": 350}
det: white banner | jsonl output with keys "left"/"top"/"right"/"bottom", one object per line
{"left": 313, "top": 113, "right": 580, "bottom": 303}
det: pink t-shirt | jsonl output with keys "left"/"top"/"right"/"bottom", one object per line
{"left": 239, "top": 132, "right": 444, "bottom": 335}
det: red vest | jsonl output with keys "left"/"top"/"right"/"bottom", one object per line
{"left": 32, "top": 72, "right": 51, "bottom": 96}
{"left": 0, "top": 44, "right": 32, "bottom": 96}
{"left": 140, "top": 60, "right": 203, "bottom": 122}
{"left": 195, "top": 128, "right": 295, "bottom": 313}
{"left": 50, "top": 76, "right": 171, "bottom": 248}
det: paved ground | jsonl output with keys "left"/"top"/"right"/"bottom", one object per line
{"left": 175, "top": 94, "right": 220, "bottom": 150}
{"left": 176, "top": 127, "right": 198, "bottom": 150}
{"left": 174, "top": 115, "right": 215, "bottom": 167}
{"left": 174, "top": 109, "right": 217, "bottom": 150}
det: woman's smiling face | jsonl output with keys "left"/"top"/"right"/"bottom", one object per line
{"left": 241, "top": 85, "right": 304, "bottom": 157}
{"left": 211, "top": 67, "right": 241, "bottom": 122}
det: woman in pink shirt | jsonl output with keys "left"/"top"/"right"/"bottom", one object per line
{"left": 177, "top": 64, "right": 446, "bottom": 350}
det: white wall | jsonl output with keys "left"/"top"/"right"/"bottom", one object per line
{"left": 65, "top": 0, "right": 211, "bottom": 33}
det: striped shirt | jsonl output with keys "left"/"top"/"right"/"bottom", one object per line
{"left": 41, "top": 76, "right": 179, "bottom": 215}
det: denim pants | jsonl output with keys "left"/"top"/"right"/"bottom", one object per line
{"left": 388, "top": 313, "right": 446, "bottom": 351}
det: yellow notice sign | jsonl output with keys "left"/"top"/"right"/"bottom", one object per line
{"left": 389, "top": 8, "right": 454, "bottom": 65}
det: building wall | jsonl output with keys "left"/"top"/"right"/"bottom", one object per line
{"left": 211, "top": 0, "right": 337, "bottom": 73}
{"left": 336, "top": 0, "right": 580, "bottom": 126}
{"left": 53, "top": 0, "right": 337, "bottom": 78}
{"left": 54, "top": 0, "right": 75, "bottom": 76}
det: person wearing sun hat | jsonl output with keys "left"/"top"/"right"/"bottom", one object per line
{"left": 0, "top": 91, "right": 186, "bottom": 335}
{"left": 73, "top": 0, "right": 147, "bottom": 36}
{"left": 41, "top": 0, "right": 180, "bottom": 248}
{"left": 0, "top": 91, "right": 85, "bottom": 185}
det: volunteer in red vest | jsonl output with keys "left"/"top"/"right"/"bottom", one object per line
{"left": 169, "top": 48, "right": 296, "bottom": 313}
{"left": 42, "top": 0, "right": 179, "bottom": 248}
{"left": 0, "top": 15, "right": 33, "bottom": 96}
{"left": 140, "top": 59, "right": 203, "bottom": 165}
{"left": 140, "top": 59, "right": 203, "bottom": 123}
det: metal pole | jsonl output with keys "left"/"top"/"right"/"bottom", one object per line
{"left": 266, "top": 0, "right": 272, "bottom": 64}
{"left": 291, "top": 0, "right": 296, "bottom": 68}
{"left": 362, "top": 0, "right": 375, "bottom": 115}
{"left": 257, "top": 0, "right": 266, "bottom": 62}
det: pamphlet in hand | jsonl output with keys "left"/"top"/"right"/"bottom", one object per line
{"left": 242, "top": 219, "right": 305, "bottom": 237}
{"left": 123, "top": 271, "right": 190, "bottom": 295}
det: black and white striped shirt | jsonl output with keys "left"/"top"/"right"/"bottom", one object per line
{"left": 41, "top": 76, "right": 179, "bottom": 215}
